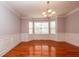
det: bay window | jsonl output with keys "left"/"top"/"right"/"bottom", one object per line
{"left": 29, "top": 20, "right": 56, "bottom": 34}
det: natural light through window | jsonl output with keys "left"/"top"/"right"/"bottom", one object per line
{"left": 29, "top": 20, "right": 56, "bottom": 34}
{"left": 29, "top": 21, "right": 33, "bottom": 34}
{"left": 50, "top": 21, "right": 56, "bottom": 34}
{"left": 34, "top": 22, "right": 49, "bottom": 34}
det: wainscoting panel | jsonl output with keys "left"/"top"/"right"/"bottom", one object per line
{"left": 0, "top": 33, "right": 21, "bottom": 56}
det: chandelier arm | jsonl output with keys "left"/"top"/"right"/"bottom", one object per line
{"left": 42, "top": 1, "right": 56, "bottom": 18}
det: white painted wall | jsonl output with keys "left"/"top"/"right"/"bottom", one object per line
{"left": 0, "top": 3, "right": 21, "bottom": 56}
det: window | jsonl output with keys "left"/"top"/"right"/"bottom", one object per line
{"left": 50, "top": 21, "right": 56, "bottom": 34}
{"left": 29, "top": 21, "right": 56, "bottom": 34}
{"left": 34, "top": 22, "right": 49, "bottom": 34}
{"left": 29, "top": 21, "right": 33, "bottom": 34}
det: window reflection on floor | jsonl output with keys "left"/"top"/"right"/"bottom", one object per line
{"left": 3, "top": 40, "right": 56, "bottom": 57}
{"left": 29, "top": 45, "right": 55, "bottom": 56}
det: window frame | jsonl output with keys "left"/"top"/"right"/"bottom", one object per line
{"left": 28, "top": 20, "right": 56, "bottom": 34}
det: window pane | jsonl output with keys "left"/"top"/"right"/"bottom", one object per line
{"left": 29, "top": 22, "right": 33, "bottom": 28}
{"left": 34, "top": 22, "right": 49, "bottom": 34}
{"left": 50, "top": 21, "right": 56, "bottom": 34}
{"left": 34, "top": 22, "right": 41, "bottom": 34}
{"left": 41, "top": 23, "right": 49, "bottom": 34}
{"left": 29, "top": 22, "right": 33, "bottom": 34}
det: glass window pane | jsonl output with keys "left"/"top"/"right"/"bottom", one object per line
{"left": 29, "top": 22, "right": 33, "bottom": 34}
{"left": 50, "top": 21, "right": 56, "bottom": 34}
{"left": 29, "top": 22, "right": 33, "bottom": 28}
{"left": 34, "top": 22, "right": 49, "bottom": 34}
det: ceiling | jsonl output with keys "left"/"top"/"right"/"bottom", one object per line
{"left": 6, "top": 1, "right": 79, "bottom": 18}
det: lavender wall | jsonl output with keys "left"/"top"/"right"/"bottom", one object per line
{"left": 21, "top": 18, "right": 57, "bottom": 41}
{"left": 56, "top": 9, "right": 79, "bottom": 46}
{"left": 56, "top": 16, "right": 65, "bottom": 41}
{"left": 65, "top": 10, "right": 79, "bottom": 33}
{"left": 65, "top": 9, "right": 79, "bottom": 47}
{"left": 0, "top": 3, "right": 21, "bottom": 56}
{"left": 57, "top": 16, "right": 65, "bottom": 33}
{"left": 0, "top": 5, "right": 20, "bottom": 34}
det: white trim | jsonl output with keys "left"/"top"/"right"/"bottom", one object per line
{"left": 1, "top": 2, "right": 21, "bottom": 17}
{"left": 0, "top": 42, "right": 21, "bottom": 57}
{"left": 0, "top": 33, "right": 21, "bottom": 56}
{"left": 56, "top": 8, "right": 79, "bottom": 17}
{"left": 66, "top": 8, "right": 79, "bottom": 16}
{"left": 57, "top": 15, "right": 66, "bottom": 18}
{"left": 64, "top": 33, "right": 79, "bottom": 47}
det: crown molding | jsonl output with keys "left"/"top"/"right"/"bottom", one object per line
{"left": 21, "top": 8, "right": 79, "bottom": 19}
{"left": 1, "top": 2, "right": 21, "bottom": 18}
{"left": 56, "top": 8, "right": 79, "bottom": 18}
{"left": 57, "top": 15, "right": 66, "bottom": 18}
{"left": 66, "top": 8, "right": 79, "bottom": 17}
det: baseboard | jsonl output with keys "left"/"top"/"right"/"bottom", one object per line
{"left": 0, "top": 41, "right": 21, "bottom": 57}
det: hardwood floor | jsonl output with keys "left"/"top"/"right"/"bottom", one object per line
{"left": 56, "top": 42, "right": 79, "bottom": 57}
{"left": 3, "top": 40, "right": 79, "bottom": 57}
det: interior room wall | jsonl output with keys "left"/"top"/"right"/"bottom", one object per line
{"left": 64, "top": 8, "right": 79, "bottom": 47}
{"left": 56, "top": 16, "right": 65, "bottom": 41}
{"left": 56, "top": 8, "right": 79, "bottom": 47}
{"left": 0, "top": 2, "right": 79, "bottom": 57}
{"left": 21, "top": 18, "right": 57, "bottom": 42}
{"left": 21, "top": 16, "right": 66, "bottom": 42}
{"left": 0, "top": 3, "right": 21, "bottom": 56}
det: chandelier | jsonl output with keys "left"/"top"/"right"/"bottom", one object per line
{"left": 42, "top": 1, "right": 56, "bottom": 18}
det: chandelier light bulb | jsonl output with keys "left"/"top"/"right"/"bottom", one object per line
{"left": 41, "top": 1, "right": 56, "bottom": 18}
{"left": 52, "top": 11, "right": 56, "bottom": 14}
{"left": 48, "top": 9, "right": 52, "bottom": 13}
{"left": 42, "top": 12, "right": 46, "bottom": 15}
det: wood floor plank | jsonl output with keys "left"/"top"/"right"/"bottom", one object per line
{"left": 3, "top": 40, "right": 79, "bottom": 57}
